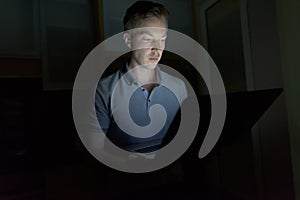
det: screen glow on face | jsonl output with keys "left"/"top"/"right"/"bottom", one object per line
{"left": 130, "top": 31, "right": 167, "bottom": 68}
{"left": 128, "top": 18, "right": 168, "bottom": 69}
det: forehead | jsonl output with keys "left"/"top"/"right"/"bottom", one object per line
{"left": 131, "top": 18, "right": 167, "bottom": 37}
{"left": 133, "top": 28, "right": 167, "bottom": 38}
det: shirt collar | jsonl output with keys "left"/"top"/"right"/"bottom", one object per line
{"left": 121, "top": 63, "right": 162, "bottom": 86}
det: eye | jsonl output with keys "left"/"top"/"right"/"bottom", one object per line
{"left": 143, "top": 37, "right": 152, "bottom": 42}
{"left": 161, "top": 37, "right": 167, "bottom": 42}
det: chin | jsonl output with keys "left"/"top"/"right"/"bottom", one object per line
{"left": 145, "top": 63, "right": 157, "bottom": 69}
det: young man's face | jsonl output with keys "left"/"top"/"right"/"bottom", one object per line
{"left": 124, "top": 17, "right": 167, "bottom": 69}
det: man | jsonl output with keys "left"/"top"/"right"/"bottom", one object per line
{"left": 95, "top": 1, "right": 187, "bottom": 153}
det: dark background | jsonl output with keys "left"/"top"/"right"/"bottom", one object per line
{"left": 0, "top": 0, "right": 299, "bottom": 199}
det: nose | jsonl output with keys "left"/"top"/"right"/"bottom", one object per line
{"left": 151, "top": 39, "right": 164, "bottom": 50}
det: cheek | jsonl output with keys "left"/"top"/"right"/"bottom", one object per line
{"left": 137, "top": 48, "right": 151, "bottom": 56}
{"left": 132, "top": 39, "right": 150, "bottom": 49}
{"left": 133, "top": 49, "right": 149, "bottom": 60}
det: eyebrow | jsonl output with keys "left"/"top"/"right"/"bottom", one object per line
{"left": 140, "top": 31, "right": 167, "bottom": 38}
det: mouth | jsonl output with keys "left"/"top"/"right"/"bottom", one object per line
{"left": 149, "top": 57, "right": 159, "bottom": 62}
{"left": 149, "top": 53, "right": 160, "bottom": 62}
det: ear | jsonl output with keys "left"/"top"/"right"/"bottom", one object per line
{"left": 123, "top": 32, "right": 132, "bottom": 49}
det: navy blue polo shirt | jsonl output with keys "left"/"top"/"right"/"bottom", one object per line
{"left": 95, "top": 65, "right": 187, "bottom": 152}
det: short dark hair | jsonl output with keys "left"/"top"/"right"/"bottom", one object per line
{"left": 123, "top": 1, "right": 169, "bottom": 31}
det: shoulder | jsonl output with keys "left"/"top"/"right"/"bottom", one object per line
{"left": 159, "top": 68, "right": 186, "bottom": 92}
{"left": 159, "top": 69, "right": 188, "bottom": 103}
{"left": 96, "top": 69, "right": 122, "bottom": 94}
{"left": 160, "top": 70, "right": 185, "bottom": 87}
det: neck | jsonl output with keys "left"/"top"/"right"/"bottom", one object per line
{"left": 128, "top": 61, "right": 157, "bottom": 85}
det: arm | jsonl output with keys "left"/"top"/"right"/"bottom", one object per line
{"left": 95, "top": 83, "right": 111, "bottom": 133}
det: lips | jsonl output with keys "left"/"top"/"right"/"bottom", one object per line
{"left": 149, "top": 53, "right": 160, "bottom": 61}
{"left": 149, "top": 57, "right": 159, "bottom": 61}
